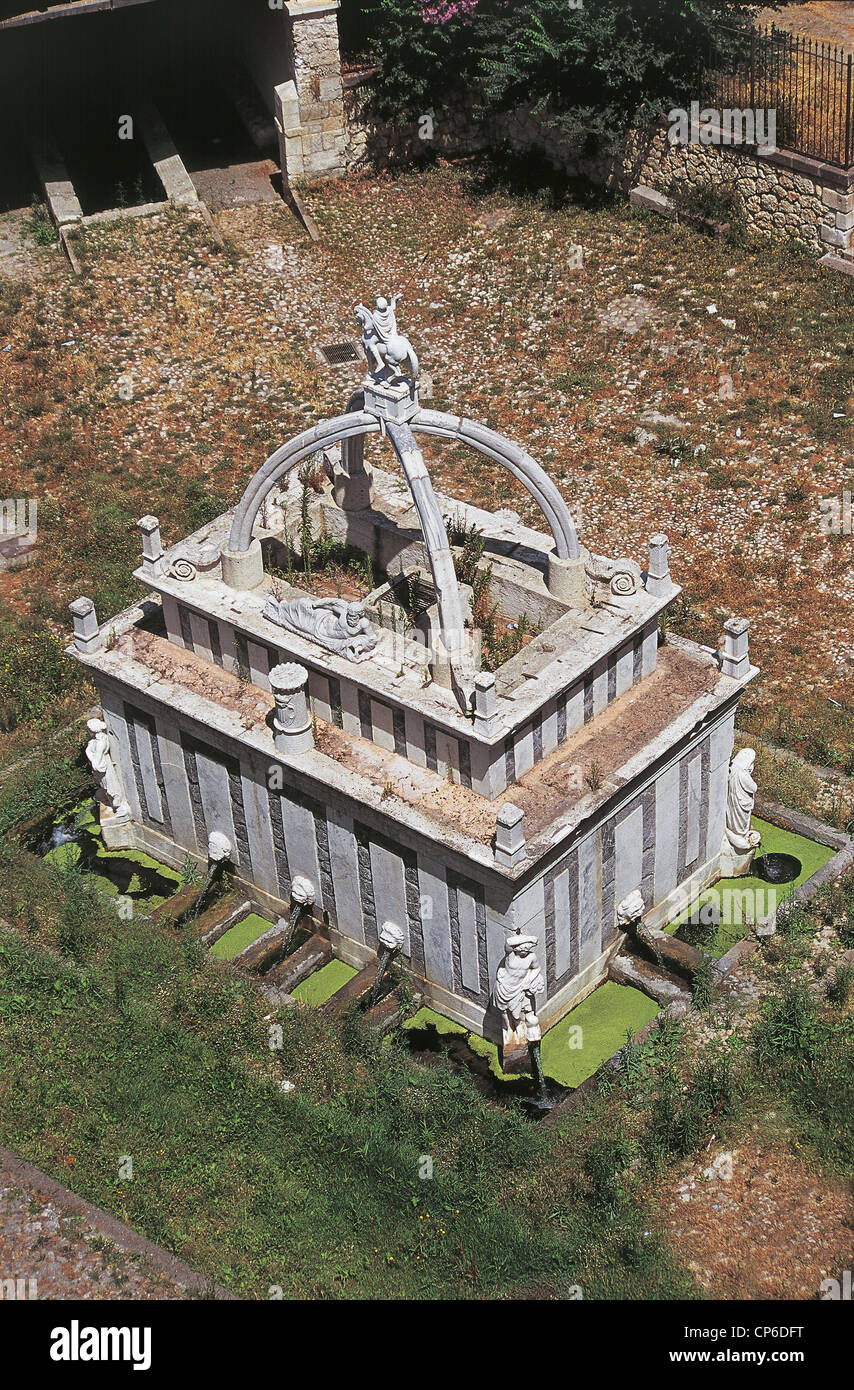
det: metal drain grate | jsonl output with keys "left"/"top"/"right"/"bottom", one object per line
{"left": 318, "top": 340, "right": 361, "bottom": 366}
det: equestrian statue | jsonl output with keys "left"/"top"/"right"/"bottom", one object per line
{"left": 355, "top": 294, "right": 420, "bottom": 387}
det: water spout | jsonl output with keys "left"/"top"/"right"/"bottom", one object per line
{"left": 281, "top": 876, "right": 316, "bottom": 954}
{"left": 527, "top": 1039, "right": 555, "bottom": 1113}
{"left": 48, "top": 821, "right": 81, "bottom": 851}
{"left": 365, "top": 920, "right": 405, "bottom": 1009}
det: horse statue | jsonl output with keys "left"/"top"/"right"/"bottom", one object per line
{"left": 355, "top": 295, "right": 419, "bottom": 387}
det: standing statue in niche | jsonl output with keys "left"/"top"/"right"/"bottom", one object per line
{"left": 720, "top": 747, "right": 762, "bottom": 876}
{"left": 85, "top": 718, "right": 131, "bottom": 819}
{"left": 493, "top": 933, "right": 544, "bottom": 1052}
{"left": 355, "top": 294, "right": 420, "bottom": 385}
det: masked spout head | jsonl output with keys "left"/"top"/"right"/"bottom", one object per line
{"left": 207, "top": 832, "right": 233, "bottom": 868}
{"left": 378, "top": 920, "right": 405, "bottom": 955}
{"left": 290, "top": 876, "right": 316, "bottom": 910}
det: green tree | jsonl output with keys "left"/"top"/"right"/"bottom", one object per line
{"left": 365, "top": 0, "right": 777, "bottom": 153}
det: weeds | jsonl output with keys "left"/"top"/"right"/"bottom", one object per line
{"left": 826, "top": 962, "right": 854, "bottom": 1008}
{"left": 26, "top": 199, "right": 58, "bottom": 247}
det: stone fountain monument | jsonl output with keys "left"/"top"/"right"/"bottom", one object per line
{"left": 67, "top": 294, "right": 758, "bottom": 1045}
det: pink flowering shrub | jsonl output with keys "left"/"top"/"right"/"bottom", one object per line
{"left": 420, "top": 0, "right": 480, "bottom": 22}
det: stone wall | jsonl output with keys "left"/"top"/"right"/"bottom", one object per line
{"left": 619, "top": 124, "right": 854, "bottom": 262}
{"left": 342, "top": 83, "right": 488, "bottom": 171}
{"left": 275, "top": 1, "right": 348, "bottom": 183}
{"left": 338, "top": 69, "right": 854, "bottom": 264}
{"left": 91, "top": 655, "right": 736, "bottom": 1035}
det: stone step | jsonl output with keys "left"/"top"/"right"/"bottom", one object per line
{"left": 232, "top": 919, "right": 291, "bottom": 974}
{"left": 322, "top": 962, "right": 379, "bottom": 1017}
{"left": 263, "top": 933, "right": 332, "bottom": 993}
{"left": 629, "top": 184, "right": 729, "bottom": 240}
{"left": 820, "top": 252, "right": 854, "bottom": 278}
{"left": 195, "top": 895, "right": 252, "bottom": 946}
{"left": 608, "top": 951, "right": 692, "bottom": 1012}
{"left": 629, "top": 184, "right": 677, "bottom": 221}
{"left": 361, "top": 990, "right": 419, "bottom": 1037}
{"left": 150, "top": 884, "right": 204, "bottom": 929}
{"left": 627, "top": 926, "right": 705, "bottom": 983}
{"left": 132, "top": 95, "right": 198, "bottom": 207}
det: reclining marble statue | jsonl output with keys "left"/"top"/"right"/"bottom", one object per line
{"left": 263, "top": 594, "right": 379, "bottom": 663}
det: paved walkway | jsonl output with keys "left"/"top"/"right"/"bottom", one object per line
{"left": 0, "top": 211, "right": 41, "bottom": 280}
{"left": 0, "top": 1148, "right": 237, "bottom": 1300}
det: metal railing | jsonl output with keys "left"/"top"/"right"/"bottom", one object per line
{"left": 698, "top": 24, "right": 854, "bottom": 168}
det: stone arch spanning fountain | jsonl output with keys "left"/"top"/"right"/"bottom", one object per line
{"left": 221, "top": 383, "right": 585, "bottom": 682}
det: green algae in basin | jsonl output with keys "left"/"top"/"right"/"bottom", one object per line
{"left": 404, "top": 1007, "right": 467, "bottom": 1038}
{"left": 667, "top": 815, "right": 835, "bottom": 958}
{"left": 540, "top": 982, "right": 658, "bottom": 1087}
{"left": 405, "top": 983, "right": 658, "bottom": 1088}
{"left": 209, "top": 913, "right": 275, "bottom": 961}
{"left": 293, "top": 958, "right": 357, "bottom": 1005}
{"left": 44, "top": 812, "right": 182, "bottom": 910}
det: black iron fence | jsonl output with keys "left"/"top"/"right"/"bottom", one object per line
{"left": 698, "top": 24, "right": 854, "bottom": 168}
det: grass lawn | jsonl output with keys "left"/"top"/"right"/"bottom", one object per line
{"left": 0, "top": 890, "right": 691, "bottom": 1299}
{"left": 1, "top": 822, "right": 853, "bottom": 1299}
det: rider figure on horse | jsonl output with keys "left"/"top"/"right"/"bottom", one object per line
{"left": 356, "top": 293, "right": 419, "bottom": 388}
{"left": 372, "top": 293, "right": 402, "bottom": 344}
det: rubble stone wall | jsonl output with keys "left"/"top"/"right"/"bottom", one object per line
{"left": 270, "top": 0, "right": 853, "bottom": 256}
{"left": 340, "top": 84, "right": 854, "bottom": 260}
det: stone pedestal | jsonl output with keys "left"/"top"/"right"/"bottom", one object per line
{"left": 719, "top": 839, "right": 759, "bottom": 878}
{"left": 495, "top": 803, "right": 526, "bottom": 868}
{"left": 363, "top": 377, "right": 419, "bottom": 424}
{"left": 473, "top": 671, "right": 502, "bottom": 738}
{"left": 548, "top": 549, "right": 589, "bottom": 605}
{"left": 100, "top": 805, "right": 134, "bottom": 851}
{"left": 270, "top": 663, "right": 315, "bottom": 754}
{"left": 332, "top": 465, "right": 374, "bottom": 510}
{"left": 430, "top": 633, "right": 453, "bottom": 690}
{"left": 221, "top": 539, "right": 264, "bottom": 591}
{"left": 721, "top": 617, "right": 751, "bottom": 680}
{"left": 137, "top": 515, "right": 164, "bottom": 578}
{"left": 500, "top": 1037, "right": 532, "bottom": 1075}
{"left": 328, "top": 442, "right": 374, "bottom": 511}
{"left": 69, "top": 597, "right": 101, "bottom": 654}
{"left": 645, "top": 533, "right": 672, "bottom": 598}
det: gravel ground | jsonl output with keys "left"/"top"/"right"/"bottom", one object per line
{"left": 0, "top": 1173, "right": 190, "bottom": 1301}
{"left": 758, "top": 2, "right": 854, "bottom": 45}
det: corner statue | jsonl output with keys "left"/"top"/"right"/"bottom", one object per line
{"left": 493, "top": 933, "right": 544, "bottom": 1052}
{"left": 719, "top": 747, "right": 762, "bottom": 876}
{"left": 355, "top": 293, "right": 419, "bottom": 386}
{"left": 85, "top": 717, "right": 131, "bottom": 819}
